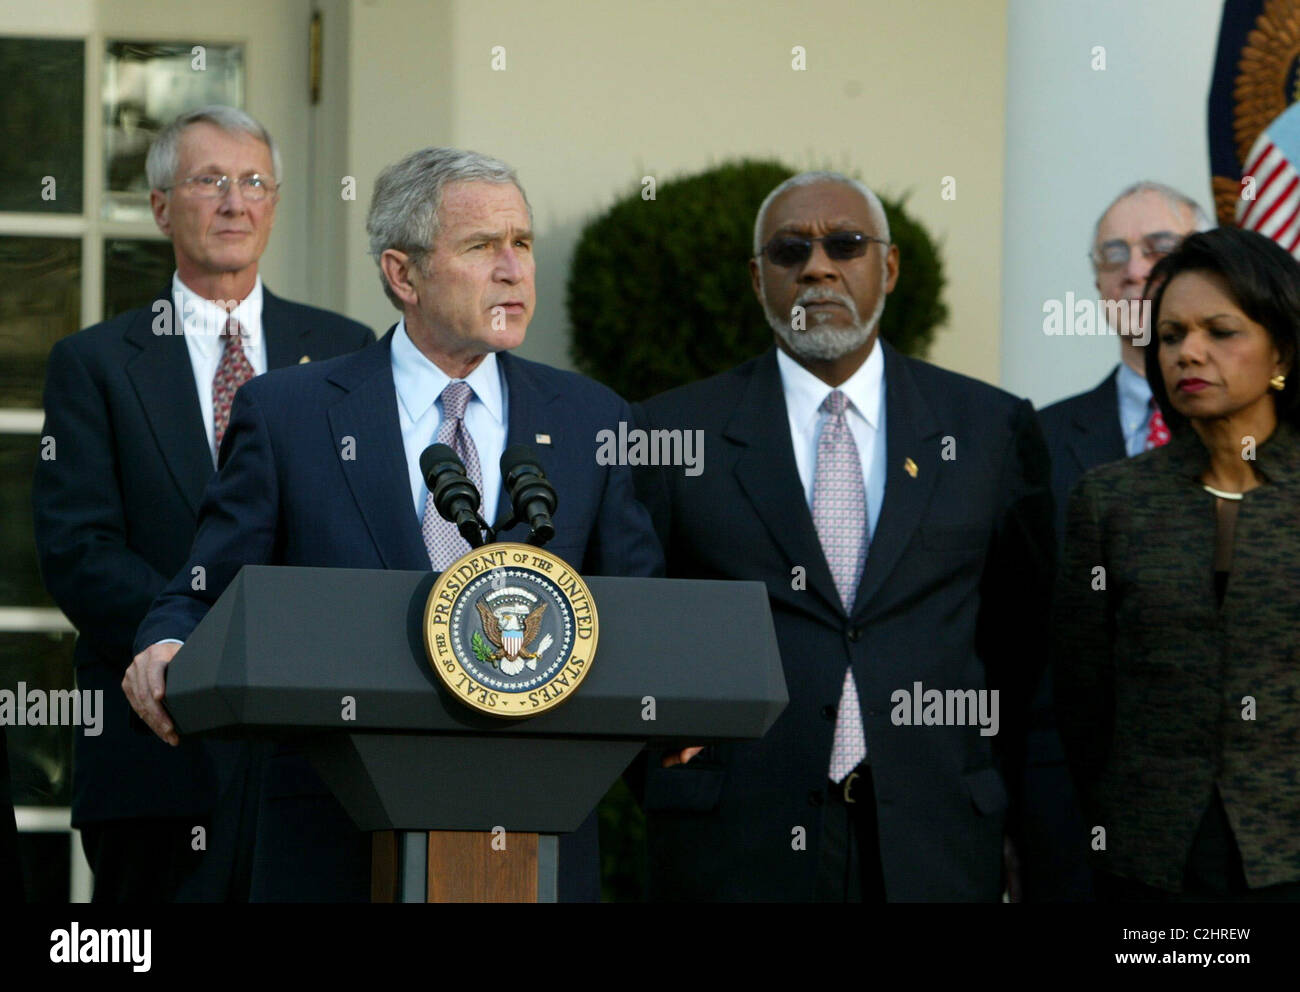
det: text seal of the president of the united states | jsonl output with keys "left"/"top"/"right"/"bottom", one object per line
{"left": 423, "top": 542, "right": 599, "bottom": 717}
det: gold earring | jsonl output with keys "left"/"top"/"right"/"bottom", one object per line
{"left": 1270, "top": 373, "right": 1287, "bottom": 391}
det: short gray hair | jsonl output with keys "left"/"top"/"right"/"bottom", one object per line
{"left": 145, "top": 105, "right": 281, "bottom": 191}
{"left": 1091, "top": 181, "right": 1213, "bottom": 265}
{"left": 366, "top": 147, "right": 532, "bottom": 309}
{"left": 753, "top": 171, "right": 890, "bottom": 257}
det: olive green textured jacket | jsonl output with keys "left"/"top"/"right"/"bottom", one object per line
{"left": 1053, "top": 419, "right": 1300, "bottom": 891}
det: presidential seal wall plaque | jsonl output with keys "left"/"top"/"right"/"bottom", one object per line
{"left": 423, "top": 543, "right": 599, "bottom": 717}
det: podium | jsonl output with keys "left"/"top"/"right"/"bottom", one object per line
{"left": 166, "top": 565, "right": 786, "bottom": 902}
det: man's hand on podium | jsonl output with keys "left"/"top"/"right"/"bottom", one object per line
{"left": 122, "top": 641, "right": 182, "bottom": 746}
{"left": 661, "top": 747, "right": 704, "bottom": 768}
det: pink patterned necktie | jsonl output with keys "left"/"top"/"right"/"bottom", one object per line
{"left": 1145, "top": 399, "right": 1170, "bottom": 450}
{"left": 813, "top": 390, "right": 869, "bottom": 782}
{"left": 213, "top": 315, "right": 254, "bottom": 455}
{"left": 422, "top": 381, "right": 485, "bottom": 570}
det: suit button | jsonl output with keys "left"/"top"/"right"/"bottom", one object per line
{"left": 821, "top": 704, "right": 836, "bottom": 720}
{"left": 847, "top": 626, "right": 861, "bottom": 642}
{"left": 807, "top": 790, "right": 824, "bottom": 807}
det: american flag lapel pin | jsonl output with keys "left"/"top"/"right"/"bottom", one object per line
{"left": 904, "top": 457, "right": 918, "bottom": 478}
{"left": 298, "top": 355, "right": 311, "bottom": 364}
{"left": 534, "top": 433, "right": 552, "bottom": 446}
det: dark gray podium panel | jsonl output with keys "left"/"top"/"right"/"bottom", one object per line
{"left": 166, "top": 566, "right": 787, "bottom": 743}
{"left": 303, "top": 734, "right": 644, "bottom": 832}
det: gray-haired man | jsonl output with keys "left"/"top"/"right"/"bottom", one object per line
{"left": 33, "top": 105, "right": 372, "bottom": 902}
{"left": 1030, "top": 181, "right": 1210, "bottom": 902}
{"left": 123, "top": 146, "right": 661, "bottom": 901}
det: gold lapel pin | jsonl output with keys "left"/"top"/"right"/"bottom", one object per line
{"left": 535, "top": 433, "right": 552, "bottom": 445}
{"left": 904, "top": 457, "right": 918, "bottom": 478}
{"left": 298, "top": 355, "right": 311, "bottom": 364}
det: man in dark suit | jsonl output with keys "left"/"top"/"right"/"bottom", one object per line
{"left": 636, "top": 172, "right": 1054, "bottom": 901}
{"left": 32, "top": 106, "right": 373, "bottom": 902}
{"left": 123, "top": 147, "right": 662, "bottom": 902}
{"left": 1029, "top": 181, "right": 1208, "bottom": 901}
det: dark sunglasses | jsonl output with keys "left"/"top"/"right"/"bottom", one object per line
{"left": 756, "top": 231, "right": 889, "bottom": 267}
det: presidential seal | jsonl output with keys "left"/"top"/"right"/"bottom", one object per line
{"left": 423, "top": 543, "right": 598, "bottom": 717}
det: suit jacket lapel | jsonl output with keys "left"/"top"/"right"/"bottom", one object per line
{"left": 262, "top": 287, "right": 310, "bottom": 370}
{"left": 726, "top": 349, "right": 843, "bottom": 621}
{"left": 853, "top": 343, "right": 942, "bottom": 615}
{"left": 325, "top": 327, "right": 429, "bottom": 570}
{"left": 1066, "top": 369, "right": 1126, "bottom": 473}
{"left": 124, "top": 291, "right": 212, "bottom": 515}
{"left": 492, "top": 351, "right": 564, "bottom": 532}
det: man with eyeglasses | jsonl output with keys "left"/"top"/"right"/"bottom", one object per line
{"left": 1026, "top": 182, "right": 1209, "bottom": 903}
{"left": 634, "top": 171, "right": 1054, "bottom": 901}
{"left": 32, "top": 106, "right": 372, "bottom": 902}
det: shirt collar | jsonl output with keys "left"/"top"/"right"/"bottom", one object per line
{"left": 391, "top": 318, "right": 504, "bottom": 426}
{"left": 1115, "top": 360, "right": 1152, "bottom": 410}
{"left": 776, "top": 340, "right": 884, "bottom": 430}
{"left": 171, "top": 272, "right": 264, "bottom": 356}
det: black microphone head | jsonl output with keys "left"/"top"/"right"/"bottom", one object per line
{"left": 420, "top": 443, "right": 464, "bottom": 482}
{"left": 500, "top": 444, "right": 545, "bottom": 482}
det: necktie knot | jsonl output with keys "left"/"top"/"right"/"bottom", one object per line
{"left": 222, "top": 315, "right": 246, "bottom": 351}
{"left": 822, "top": 389, "right": 850, "bottom": 418}
{"left": 440, "top": 380, "right": 473, "bottom": 421}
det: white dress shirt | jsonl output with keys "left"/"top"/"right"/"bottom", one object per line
{"left": 776, "top": 344, "right": 887, "bottom": 536}
{"left": 391, "top": 318, "right": 508, "bottom": 527}
{"left": 172, "top": 272, "right": 268, "bottom": 465}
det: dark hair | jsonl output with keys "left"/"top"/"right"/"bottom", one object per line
{"left": 1144, "top": 226, "right": 1300, "bottom": 431}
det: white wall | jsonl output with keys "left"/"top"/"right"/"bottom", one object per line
{"left": 1001, "top": 0, "right": 1224, "bottom": 409}
{"left": 336, "top": 0, "right": 1009, "bottom": 381}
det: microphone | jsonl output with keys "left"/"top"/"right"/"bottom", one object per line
{"left": 500, "top": 445, "right": 557, "bottom": 546}
{"left": 419, "top": 443, "right": 485, "bottom": 548}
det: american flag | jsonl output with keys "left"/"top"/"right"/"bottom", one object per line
{"left": 1237, "top": 102, "right": 1300, "bottom": 256}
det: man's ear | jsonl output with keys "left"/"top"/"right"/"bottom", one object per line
{"left": 150, "top": 189, "right": 170, "bottom": 237}
{"left": 883, "top": 243, "right": 900, "bottom": 294}
{"left": 380, "top": 249, "right": 420, "bottom": 308}
{"left": 749, "top": 257, "right": 763, "bottom": 302}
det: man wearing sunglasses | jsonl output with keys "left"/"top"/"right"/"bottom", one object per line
{"left": 635, "top": 171, "right": 1054, "bottom": 902}
{"left": 1026, "top": 183, "right": 1209, "bottom": 903}
{"left": 32, "top": 106, "right": 373, "bottom": 902}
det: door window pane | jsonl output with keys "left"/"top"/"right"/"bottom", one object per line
{"left": 104, "top": 238, "right": 173, "bottom": 320}
{"left": 103, "top": 41, "right": 244, "bottom": 221}
{"left": 2, "top": 630, "right": 77, "bottom": 808}
{"left": 0, "top": 237, "right": 81, "bottom": 408}
{"left": 0, "top": 38, "right": 84, "bottom": 214}
{"left": 0, "top": 435, "right": 52, "bottom": 608}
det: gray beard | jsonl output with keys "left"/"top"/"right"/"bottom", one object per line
{"left": 764, "top": 288, "right": 885, "bottom": 362}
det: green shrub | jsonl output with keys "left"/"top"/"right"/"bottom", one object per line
{"left": 567, "top": 159, "right": 948, "bottom": 402}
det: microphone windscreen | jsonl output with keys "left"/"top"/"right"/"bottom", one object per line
{"left": 500, "top": 443, "right": 543, "bottom": 480}
{"left": 420, "top": 443, "right": 463, "bottom": 480}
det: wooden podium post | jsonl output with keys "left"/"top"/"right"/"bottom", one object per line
{"left": 372, "top": 830, "right": 554, "bottom": 902}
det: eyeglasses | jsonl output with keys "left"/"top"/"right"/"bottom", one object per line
{"left": 163, "top": 173, "right": 279, "bottom": 201}
{"left": 1092, "top": 231, "right": 1182, "bottom": 271}
{"left": 755, "top": 231, "right": 889, "bottom": 267}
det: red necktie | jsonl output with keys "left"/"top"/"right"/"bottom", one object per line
{"left": 1145, "top": 399, "right": 1170, "bottom": 450}
{"left": 213, "top": 316, "right": 255, "bottom": 454}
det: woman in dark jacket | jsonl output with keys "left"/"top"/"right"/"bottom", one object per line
{"left": 1054, "top": 226, "right": 1300, "bottom": 901}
